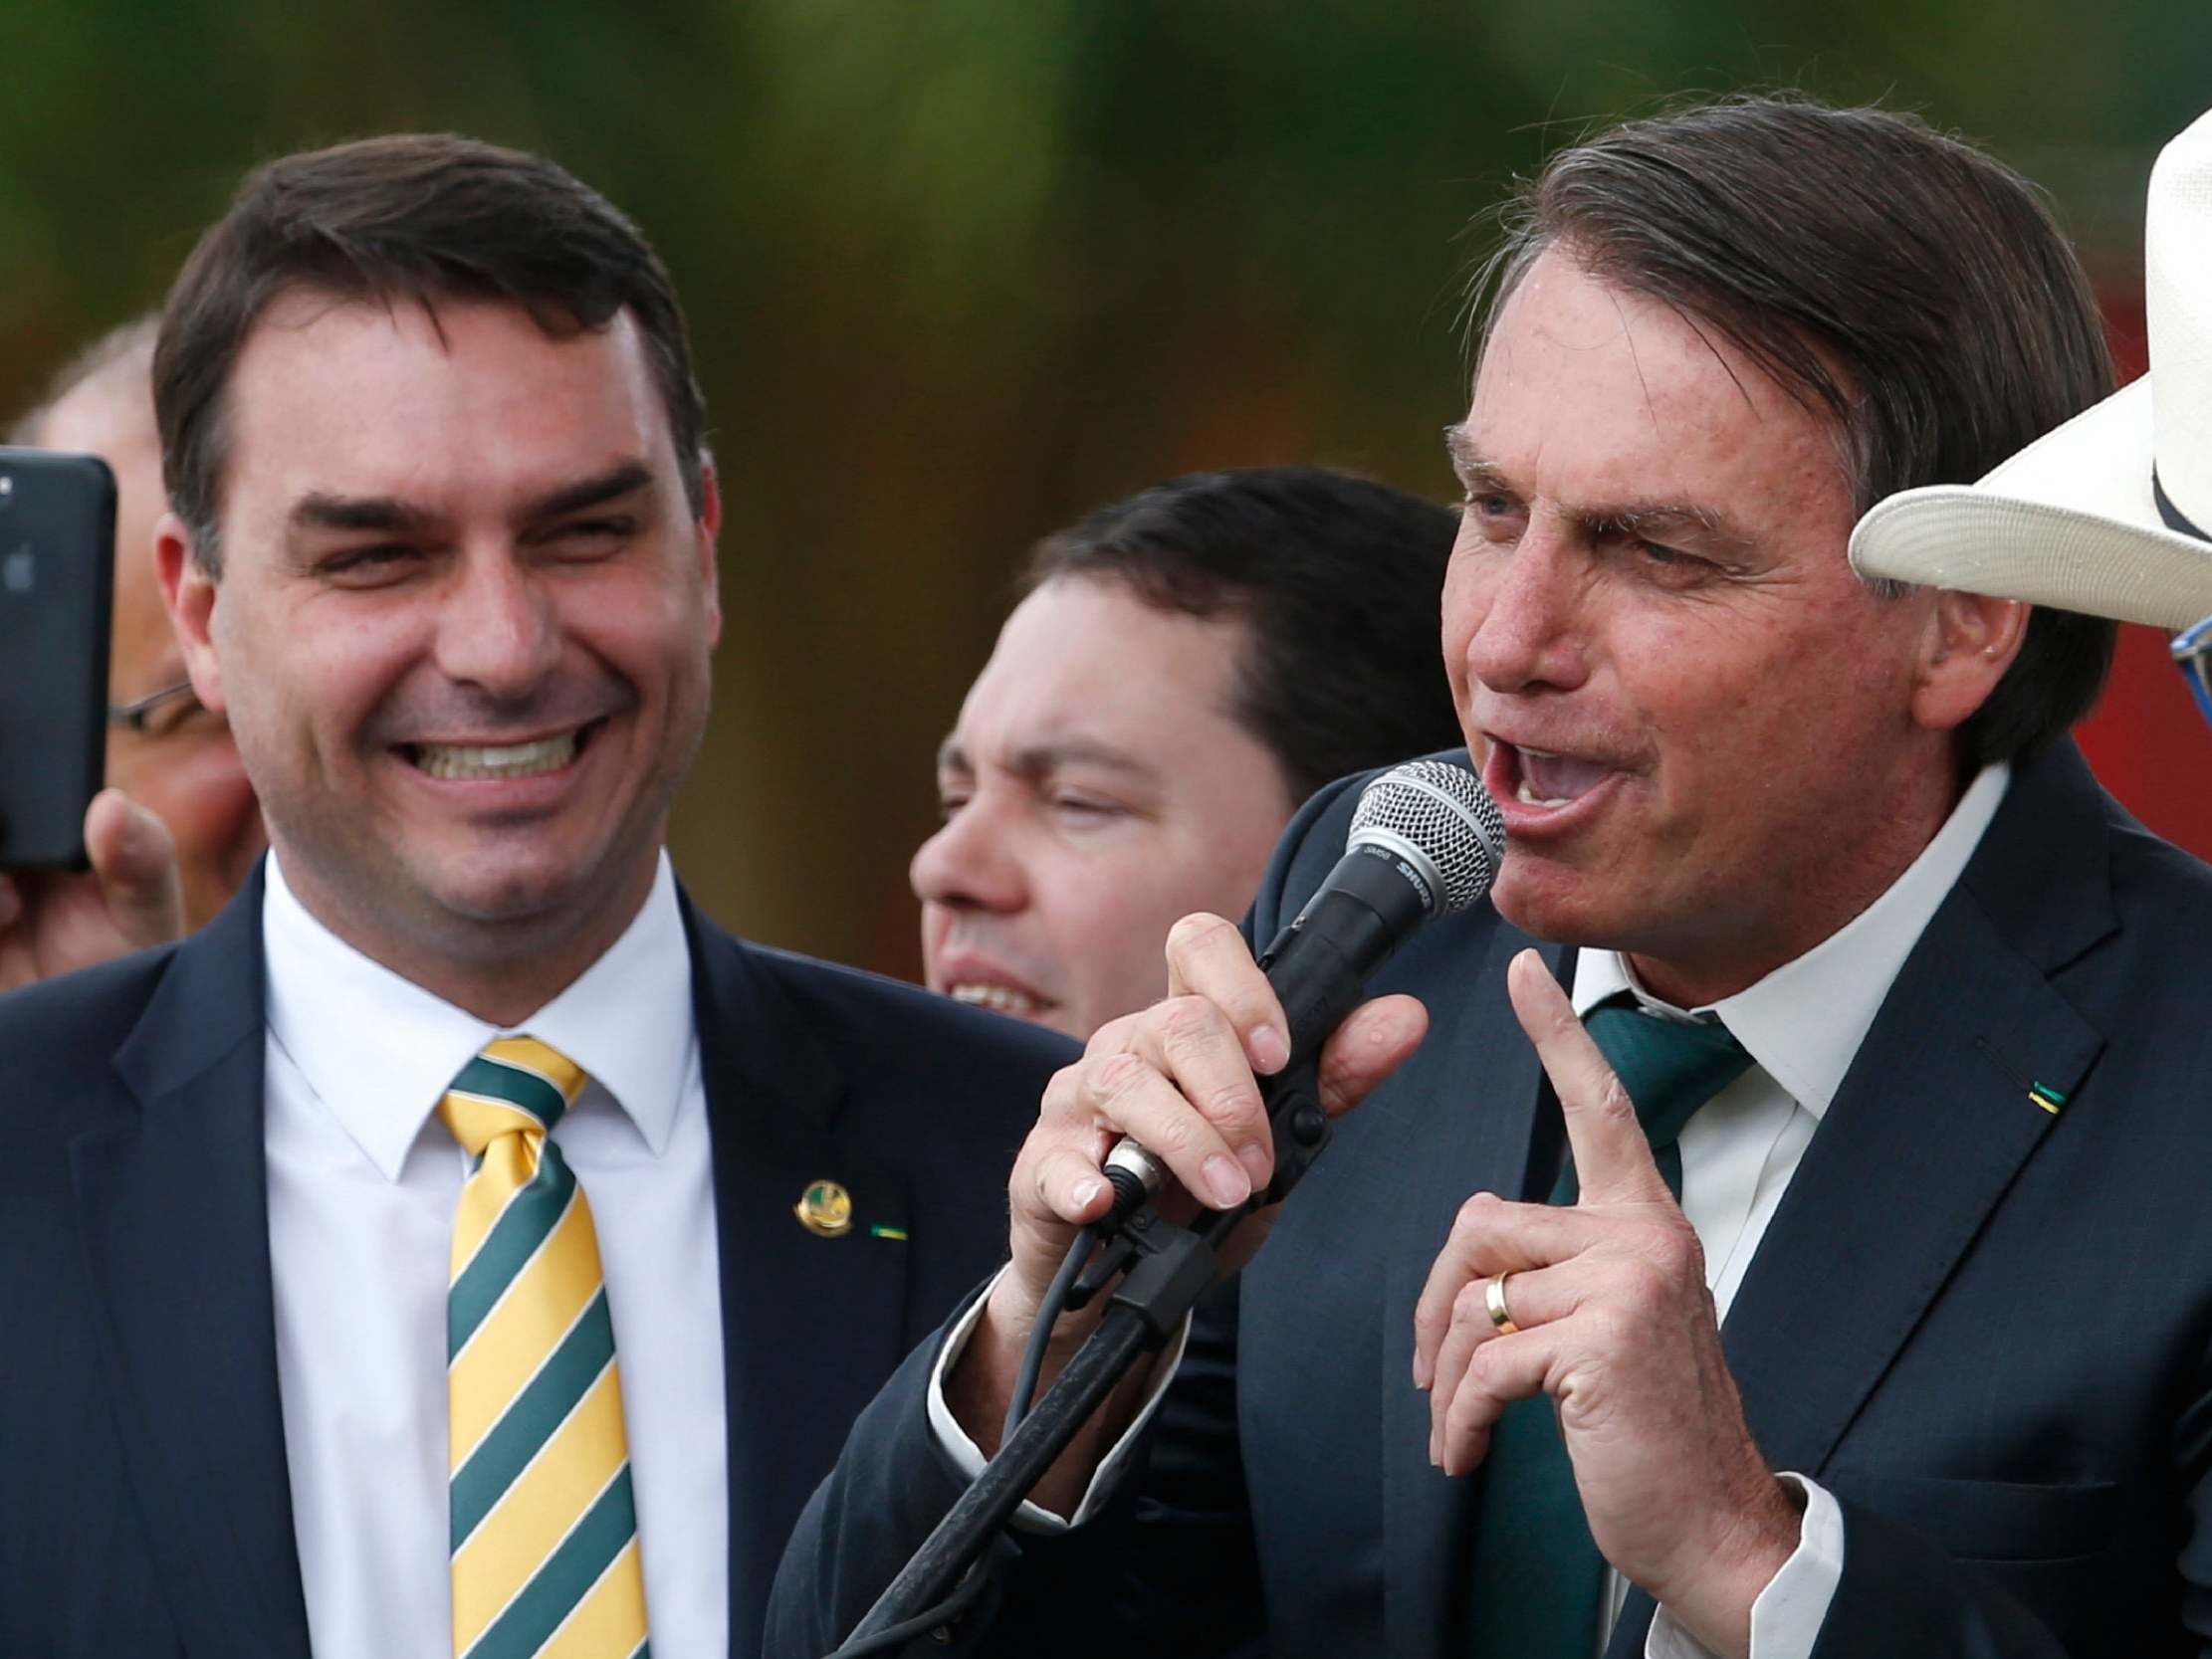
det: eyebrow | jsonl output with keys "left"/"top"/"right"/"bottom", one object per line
{"left": 1442, "top": 421, "right": 1484, "bottom": 482}
{"left": 518, "top": 460, "right": 655, "bottom": 523}
{"left": 290, "top": 492, "right": 437, "bottom": 535}
{"left": 935, "top": 734, "right": 1160, "bottom": 783}
{"left": 287, "top": 459, "right": 658, "bottom": 537}
{"left": 1442, "top": 423, "right": 1751, "bottom": 551}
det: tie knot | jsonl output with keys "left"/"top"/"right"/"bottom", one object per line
{"left": 438, "top": 1035, "right": 589, "bottom": 1157}
{"left": 1583, "top": 994, "right": 1750, "bottom": 1151}
{"left": 1555, "top": 994, "right": 1753, "bottom": 1205}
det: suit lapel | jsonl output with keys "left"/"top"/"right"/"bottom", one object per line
{"left": 1722, "top": 745, "right": 2112, "bottom": 1486}
{"left": 684, "top": 905, "right": 915, "bottom": 1642}
{"left": 1600, "top": 898, "right": 2103, "bottom": 1656}
{"left": 1379, "top": 917, "right": 1568, "bottom": 1659}
{"left": 1613, "top": 749, "right": 2118, "bottom": 1659}
{"left": 1721, "top": 908, "right": 2100, "bottom": 1481}
{"left": 68, "top": 873, "right": 313, "bottom": 1658}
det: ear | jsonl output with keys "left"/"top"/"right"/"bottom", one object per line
{"left": 155, "top": 510, "right": 227, "bottom": 715}
{"left": 694, "top": 452, "right": 723, "bottom": 649}
{"left": 1909, "top": 587, "right": 2031, "bottom": 733}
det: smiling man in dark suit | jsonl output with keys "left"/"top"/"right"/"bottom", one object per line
{"left": 771, "top": 98, "right": 2212, "bottom": 1659}
{"left": 0, "top": 135, "right": 1072, "bottom": 1659}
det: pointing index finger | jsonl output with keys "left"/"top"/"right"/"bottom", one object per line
{"left": 1166, "top": 912, "right": 1290, "bottom": 1075}
{"left": 1505, "top": 949, "right": 1671, "bottom": 1209}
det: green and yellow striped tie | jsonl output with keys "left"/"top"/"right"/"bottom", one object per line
{"left": 440, "top": 1035, "right": 650, "bottom": 1659}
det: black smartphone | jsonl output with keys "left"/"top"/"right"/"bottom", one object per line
{"left": 0, "top": 447, "right": 114, "bottom": 869}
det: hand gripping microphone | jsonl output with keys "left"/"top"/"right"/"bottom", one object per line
{"left": 1102, "top": 758, "right": 1507, "bottom": 1214}
{"left": 828, "top": 764, "right": 1506, "bottom": 1656}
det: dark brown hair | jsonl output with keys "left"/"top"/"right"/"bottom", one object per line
{"left": 1022, "top": 467, "right": 1464, "bottom": 803}
{"left": 1474, "top": 95, "right": 2117, "bottom": 767}
{"left": 153, "top": 133, "right": 706, "bottom": 571}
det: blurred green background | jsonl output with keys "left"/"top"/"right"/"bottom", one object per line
{"left": 6, "top": 2, "right": 2208, "bottom": 977}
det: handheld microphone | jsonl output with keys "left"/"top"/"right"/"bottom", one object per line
{"left": 1104, "top": 759, "right": 1506, "bottom": 1208}
{"left": 832, "top": 764, "right": 1504, "bottom": 1654}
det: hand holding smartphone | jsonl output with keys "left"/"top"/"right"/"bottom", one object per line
{"left": 0, "top": 446, "right": 188, "bottom": 992}
{"left": 0, "top": 446, "right": 114, "bottom": 868}
{"left": 0, "top": 788, "right": 185, "bottom": 991}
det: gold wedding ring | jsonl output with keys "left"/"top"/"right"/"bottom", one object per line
{"left": 1484, "top": 1272, "right": 1519, "bottom": 1337}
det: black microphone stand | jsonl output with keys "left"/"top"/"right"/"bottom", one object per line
{"left": 832, "top": 1053, "right": 1337, "bottom": 1651}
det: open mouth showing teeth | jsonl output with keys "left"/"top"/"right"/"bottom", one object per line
{"left": 407, "top": 722, "right": 598, "bottom": 781}
{"left": 948, "top": 982, "right": 1046, "bottom": 1016}
{"left": 1504, "top": 744, "right": 1616, "bottom": 808}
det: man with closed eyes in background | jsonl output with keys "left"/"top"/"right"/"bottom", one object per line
{"left": 915, "top": 466, "right": 1464, "bottom": 1040}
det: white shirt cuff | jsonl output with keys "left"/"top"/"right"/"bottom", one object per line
{"left": 924, "top": 1264, "right": 1193, "bottom": 1532}
{"left": 1646, "top": 1475, "right": 1844, "bottom": 1659}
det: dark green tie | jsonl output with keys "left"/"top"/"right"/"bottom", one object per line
{"left": 1462, "top": 992, "right": 1752, "bottom": 1657}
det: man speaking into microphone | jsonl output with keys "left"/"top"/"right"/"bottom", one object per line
{"left": 774, "top": 96, "right": 2212, "bottom": 1658}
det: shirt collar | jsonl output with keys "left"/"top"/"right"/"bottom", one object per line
{"left": 262, "top": 851, "right": 697, "bottom": 1180}
{"left": 1570, "top": 762, "right": 2011, "bottom": 1119}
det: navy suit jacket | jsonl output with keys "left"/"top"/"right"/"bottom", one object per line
{"left": 770, "top": 740, "right": 2212, "bottom": 1658}
{"left": 0, "top": 868, "right": 1074, "bottom": 1658}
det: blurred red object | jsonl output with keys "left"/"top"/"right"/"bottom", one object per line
{"left": 2071, "top": 291, "right": 2212, "bottom": 862}
{"left": 2076, "top": 625, "right": 2212, "bottom": 858}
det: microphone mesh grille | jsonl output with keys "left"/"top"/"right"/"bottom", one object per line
{"left": 1347, "top": 760, "right": 1506, "bottom": 915}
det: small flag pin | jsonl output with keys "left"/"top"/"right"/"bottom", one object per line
{"left": 795, "top": 1179, "right": 854, "bottom": 1237}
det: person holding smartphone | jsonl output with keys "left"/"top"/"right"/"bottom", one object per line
{"left": 0, "top": 316, "right": 266, "bottom": 987}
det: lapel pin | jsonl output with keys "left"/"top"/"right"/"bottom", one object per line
{"left": 869, "top": 1223, "right": 909, "bottom": 1242}
{"left": 2028, "top": 1084, "right": 2066, "bottom": 1116}
{"left": 795, "top": 1179, "right": 854, "bottom": 1237}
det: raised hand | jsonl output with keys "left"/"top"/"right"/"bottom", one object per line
{"left": 1412, "top": 949, "right": 1799, "bottom": 1657}
{"left": 0, "top": 789, "right": 186, "bottom": 992}
{"left": 950, "top": 911, "right": 1427, "bottom": 1502}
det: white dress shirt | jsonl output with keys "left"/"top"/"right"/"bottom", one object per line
{"left": 931, "top": 763, "right": 2012, "bottom": 1659}
{"left": 261, "top": 850, "right": 728, "bottom": 1659}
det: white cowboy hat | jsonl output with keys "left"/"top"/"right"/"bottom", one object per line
{"left": 1850, "top": 107, "right": 2212, "bottom": 632}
